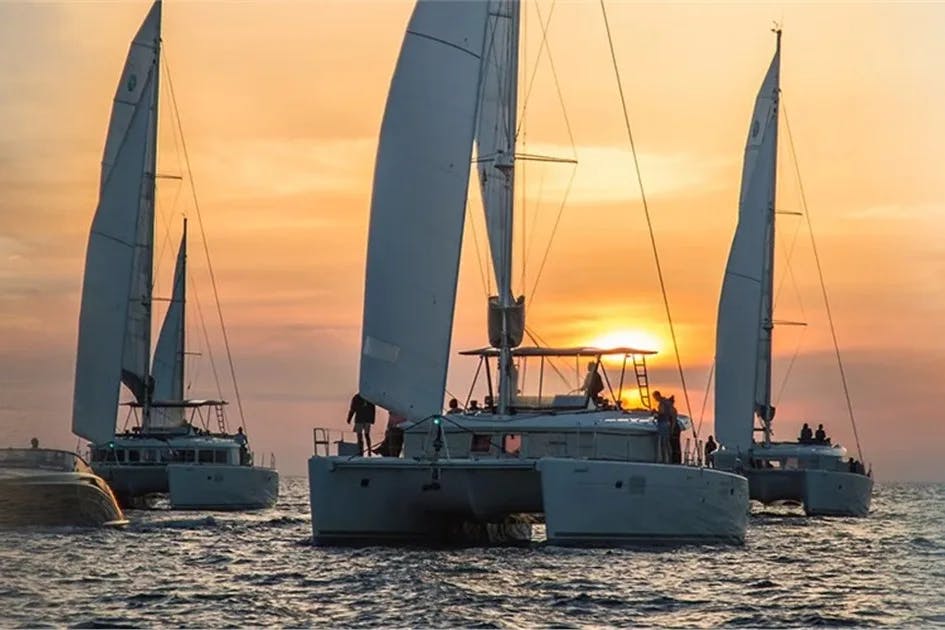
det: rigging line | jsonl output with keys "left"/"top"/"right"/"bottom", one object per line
{"left": 188, "top": 268, "right": 223, "bottom": 401}
{"left": 772, "top": 214, "right": 805, "bottom": 316}
{"left": 521, "top": 0, "right": 527, "bottom": 295}
{"left": 163, "top": 50, "right": 247, "bottom": 431}
{"left": 523, "top": 326, "right": 573, "bottom": 391}
{"left": 529, "top": 0, "right": 577, "bottom": 153}
{"left": 523, "top": 170, "right": 546, "bottom": 266}
{"left": 466, "top": 201, "right": 491, "bottom": 299}
{"left": 696, "top": 361, "right": 714, "bottom": 437}
{"left": 517, "top": 0, "right": 558, "bottom": 139}
{"left": 774, "top": 323, "right": 806, "bottom": 407}
{"left": 782, "top": 100, "right": 863, "bottom": 462}
{"left": 526, "top": 166, "right": 576, "bottom": 309}
{"left": 599, "top": 0, "right": 696, "bottom": 436}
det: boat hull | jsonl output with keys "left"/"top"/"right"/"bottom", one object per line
{"left": 801, "top": 469, "right": 872, "bottom": 516}
{"left": 308, "top": 457, "right": 539, "bottom": 545}
{"left": 0, "top": 473, "right": 126, "bottom": 527}
{"left": 538, "top": 458, "right": 748, "bottom": 546}
{"left": 746, "top": 468, "right": 872, "bottom": 516}
{"left": 167, "top": 465, "right": 279, "bottom": 510}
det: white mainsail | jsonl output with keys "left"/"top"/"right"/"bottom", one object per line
{"left": 359, "top": 0, "right": 490, "bottom": 420}
{"left": 151, "top": 223, "right": 187, "bottom": 428}
{"left": 714, "top": 35, "right": 781, "bottom": 453}
{"left": 72, "top": 1, "right": 161, "bottom": 443}
{"left": 476, "top": 0, "right": 519, "bottom": 299}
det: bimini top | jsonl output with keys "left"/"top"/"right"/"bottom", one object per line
{"left": 459, "top": 346, "right": 657, "bottom": 358}
{"left": 123, "top": 399, "right": 228, "bottom": 408}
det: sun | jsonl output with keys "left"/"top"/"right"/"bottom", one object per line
{"left": 586, "top": 329, "right": 662, "bottom": 354}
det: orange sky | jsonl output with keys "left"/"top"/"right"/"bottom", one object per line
{"left": 1, "top": 1, "right": 943, "bottom": 480}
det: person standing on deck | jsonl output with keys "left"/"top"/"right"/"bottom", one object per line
{"left": 704, "top": 435, "right": 717, "bottom": 468}
{"left": 346, "top": 393, "right": 376, "bottom": 456}
{"left": 653, "top": 391, "right": 677, "bottom": 463}
{"left": 233, "top": 426, "right": 248, "bottom": 464}
{"left": 580, "top": 361, "right": 605, "bottom": 404}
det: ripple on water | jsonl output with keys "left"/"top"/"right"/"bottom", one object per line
{"left": 1, "top": 479, "right": 944, "bottom": 628}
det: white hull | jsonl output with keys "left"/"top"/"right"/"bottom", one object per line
{"left": 801, "top": 469, "right": 873, "bottom": 517}
{"left": 309, "top": 455, "right": 748, "bottom": 546}
{"left": 167, "top": 465, "right": 279, "bottom": 510}
{"left": 308, "top": 457, "right": 539, "bottom": 544}
{"left": 539, "top": 458, "right": 748, "bottom": 546}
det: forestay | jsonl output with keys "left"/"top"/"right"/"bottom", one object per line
{"left": 359, "top": 0, "right": 489, "bottom": 421}
{"left": 73, "top": 1, "right": 161, "bottom": 443}
{"left": 714, "top": 37, "right": 781, "bottom": 453}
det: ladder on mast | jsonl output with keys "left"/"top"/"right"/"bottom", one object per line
{"left": 633, "top": 354, "right": 651, "bottom": 409}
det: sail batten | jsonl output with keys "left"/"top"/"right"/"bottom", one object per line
{"left": 714, "top": 39, "right": 780, "bottom": 453}
{"left": 72, "top": 1, "right": 162, "bottom": 444}
{"left": 359, "top": 0, "right": 490, "bottom": 420}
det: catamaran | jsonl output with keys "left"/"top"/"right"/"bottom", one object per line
{"left": 712, "top": 30, "right": 873, "bottom": 516}
{"left": 72, "top": 0, "right": 278, "bottom": 510}
{"left": 308, "top": 0, "right": 748, "bottom": 545}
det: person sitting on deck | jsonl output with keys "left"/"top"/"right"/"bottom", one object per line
{"left": 468, "top": 400, "right": 480, "bottom": 412}
{"left": 704, "top": 435, "right": 717, "bottom": 467}
{"left": 814, "top": 424, "right": 828, "bottom": 444}
{"left": 446, "top": 398, "right": 462, "bottom": 414}
{"left": 234, "top": 426, "right": 248, "bottom": 464}
{"left": 346, "top": 393, "right": 376, "bottom": 456}
{"left": 799, "top": 423, "right": 813, "bottom": 444}
{"left": 580, "top": 361, "right": 605, "bottom": 405}
{"left": 30, "top": 437, "right": 39, "bottom": 449}
{"left": 374, "top": 411, "right": 406, "bottom": 457}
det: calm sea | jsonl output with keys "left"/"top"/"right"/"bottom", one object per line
{"left": 1, "top": 478, "right": 943, "bottom": 627}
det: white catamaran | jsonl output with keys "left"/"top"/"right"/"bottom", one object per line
{"left": 713, "top": 30, "right": 872, "bottom": 517}
{"left": 308, "top": 0, "right": 748, "bottom": 545}
{"left": 72, "top": 1, "right": 278, "bottom": 510}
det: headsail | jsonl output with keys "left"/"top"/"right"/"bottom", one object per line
{"left": 714, "top": 33, "right": 781, "bottom": 453}
{"left": 151, "top": 221, "right": 187, "bottom": 429}
{"left": 359, "top": 0, "right": 489, "bottom": 420}
{"left": 73, "top": 1, "right": 161, "bottom": 443}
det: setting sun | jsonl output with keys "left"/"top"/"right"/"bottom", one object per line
{"left": 585, "top": 329, "right": 663, "bottom": 355}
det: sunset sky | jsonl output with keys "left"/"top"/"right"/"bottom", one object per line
{"left": 1, "top": 1, "right": 943, "bottom": 480}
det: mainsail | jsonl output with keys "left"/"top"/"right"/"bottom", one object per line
{"left": 73, "top": 1, "right": 161, "bottom": 443}
{"left": 359, "top": 0, "right": 490, "bottom": 420}
{"left": 151, "top": 222, "right": 187, "bottom": 428}
{"left": 714, "top": 34, "right": 781, "bottom": 453}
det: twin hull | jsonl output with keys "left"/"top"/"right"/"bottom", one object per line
{"left": 167, "top": 464, "right": 279, "bottom": 510}
{"left": 748, "top": 468, "right": 873, "bottom": 516}
{"left": 308, "top": 456, "right": 748, "bottom": 546}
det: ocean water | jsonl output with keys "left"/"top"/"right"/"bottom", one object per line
{"left": 1, "top": 479, "right": 943, "bottom": 628}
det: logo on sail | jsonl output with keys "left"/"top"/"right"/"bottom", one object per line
{"left": 127, "top": 73, "right": 138, "bottom": 93}
{"left": 751, "top": 120, "right": 760, "bottom": 138}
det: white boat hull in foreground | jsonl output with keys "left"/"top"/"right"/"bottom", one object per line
{"left": 308, "top": 457, "right": 538, "bottom": 545}
{"left": 539, "top": 458, "right": 748, "bottom": 546}
{"left": 168, "top": 464, "right": 279, "bottom": 510}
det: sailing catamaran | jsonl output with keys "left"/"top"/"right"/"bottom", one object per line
{"left": 308, "top": 0, "right": 748, "bottom": 545}
{"left": 72, "top": 1, "right": 278, "bottom": 510}
{"left": 713, "top": 30, "right": 872, "bottom": 516}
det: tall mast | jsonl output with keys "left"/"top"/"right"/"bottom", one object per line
{"left": 139, "top": 6, "right": 162, "bottom": 428}
{"left": 496, "top": 0, "right": 521, "bottom": 414}
{"left": 757, "top": 28, "right": 781, "bottom": 444}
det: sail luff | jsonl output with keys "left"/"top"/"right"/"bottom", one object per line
{"left": 714, "top": 35, "right": 781, "bottom": 454}
{"left": 72, "top": 1, "right": 162, "bottom": 444}
{"left": 358, "top": 0, "right": 490, "bottom": 420}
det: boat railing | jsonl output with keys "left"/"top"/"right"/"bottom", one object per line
{"left": 312, "top": 428, "right": 360, "bottom": 457}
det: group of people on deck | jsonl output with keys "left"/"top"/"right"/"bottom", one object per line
{"left": 798, "top": 422, "right": 831, "bottom": 445}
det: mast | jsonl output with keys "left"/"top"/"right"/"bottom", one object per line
{"left": 139, "top": 6, "right": 162, "bottom": 429}
{"left": 756, "top": 29, "right": 781, "bottom": 444}
{"left": 478, "top": 0, "right": 522, "bottom": 414}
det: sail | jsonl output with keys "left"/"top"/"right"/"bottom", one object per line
{"left": 359, "top": 0, "right": 489, "bottom": 420}
{"left": 72, "top": 1, "right": 161, "bottom": 443}
{"left": 475, "top": 0, "right": 519, "bottom": 299}
{"left": 151, "top": 224, "right": 186, "bottom": 429}
{"left": 714, "top": 37, "right": 781, "bottom": 453}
